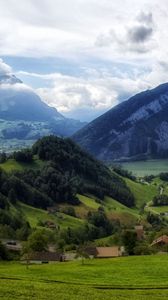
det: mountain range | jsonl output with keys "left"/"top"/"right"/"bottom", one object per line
{"left": 73, "top": 83, "right": 168, "bottom": 161}
{"left": 0, "top": 73, "right": 86, "bottom": 151}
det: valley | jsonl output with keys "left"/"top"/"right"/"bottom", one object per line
{"left": 121, "top": 159, "right": 168, "bottom": 176}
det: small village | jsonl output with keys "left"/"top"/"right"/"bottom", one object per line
{"left": 1, "top": 225, "right": 168, "bottom": 264}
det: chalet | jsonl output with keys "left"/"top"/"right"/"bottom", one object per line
{"left": 85, "top": 246, "right": 124, "bottom": 258}
{"left": 21, "top": 251, "right": 64, "bottom": 264}
{"left": 151, "top": 235, "right": 168, "bottom": 247}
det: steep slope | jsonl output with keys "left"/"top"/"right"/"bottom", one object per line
{"left": 0, "top": 136, "right": 135, "bottom": 208}
{"left": 0, "top": 74, "right": 64, "bottom": 122}
{"left": 73, "top": 83, "right": 168, "bottom": 161}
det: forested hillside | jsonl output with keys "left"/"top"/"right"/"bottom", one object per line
{"left": 0, "top": 136, "right": 135, "bottom": 239}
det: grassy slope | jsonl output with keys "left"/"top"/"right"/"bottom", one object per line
{"left": 0, "top": 158, "right": 44, "bottom": 172}
{"left": 78, "top": 194, "right": 139, "bottom": 225}
{"left": 19, "top": 192, "right": 140, "bottom": 231}
{"left": 18, "top": 202, "right": 84, "bottom": 229}
{"left": 78, "top": 194, "right": 100, "bottom": 209}
{"left": 1, "top": 256, "right": 168, "bottom": 299}
{"left": 125, "top": 178, "right": 158, "bottom": 208}
{"left": 1, "top": 157, "right": 163, "bottom": 227}
{"left": 104, "top": 196, "right": 139, "bottom": 225}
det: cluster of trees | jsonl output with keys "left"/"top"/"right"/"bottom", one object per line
{"left": 153, "top": 195, "right": 168, "bottom": 206}
{"left": 122, "top": 230, "right": 153, "bottom": 256}
{"left": 31, "top": 136, "right": 135, "bottom": 207}
{"left": 0, "top": 136, "right": 135, "bottom": 210}
{"left": 87, "top": 208, "right": 118, "bottom": 237}
{"left": 14, "top": 165, "right": 79, "bottom": 206}
{"left": 147, "top": 212, "right": 163, "bottom": 228}
{"left": 13, "top": 149, "right": 33, "bottom": 163}
{"left": 0, "top": 241, "right": 9, "bottom": 260}
{"left": 0, "top": 152, "right": 7, "bottom": 163}
{"left": 160, "top": 173, "right": 168, "bottom": 181}
{"left": 112, "top": 165, "right": 136, "bottom": 181}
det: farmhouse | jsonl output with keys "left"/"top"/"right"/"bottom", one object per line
{"left": 85, "top": 246, "right": 123, "bottom": 258}
{"left": 21, "top": 251, "right": 64, "bottom": 264}
{"left": 151, "top": 235, "right": 168, "bottom": 247}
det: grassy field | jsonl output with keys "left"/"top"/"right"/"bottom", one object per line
{"left": 0, "top": 158, "right": 44, "bottom": 172}
{"left": 125, "top": 178, "right": 158, "bottom": 207}
{"left": 18, "top": 202, "right": 84, "bottom": 229}
{"left": 1, "top": 256, "right": 168, "bottom": 299}
{"left": 77, "top": 194, "right": 100, "bottom": 209}
{"left": 78, "top": 194, "right": 140, "bottom": 225}
{"left": 121, "top": 159, "right": 168, "bottom": 177}
{"left": 150, "top": 206, "right": 168, "bottom": 213}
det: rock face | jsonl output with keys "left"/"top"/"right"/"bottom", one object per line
{"left": 73, "top": 83, "right": 168, "bottom": 161}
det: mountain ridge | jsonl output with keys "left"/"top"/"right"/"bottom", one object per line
{"left": 0, "top": 72, "right": 86, "bottom": 150}
{"left": 73, "top": 83, "right": 168, "bottom": 161}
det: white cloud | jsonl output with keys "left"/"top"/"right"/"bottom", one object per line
{"left": 0, "top": 0, "right": 166, "bottom": 61}
{"left": 19, "top": 69, "right": 147, "bottom": 121}
{"left": 0, "top": 58, "right": 12, "bottom": 75}
{"left": 17, "top": 58, "right": 168, "bottom": 122}
{"left": 0, "top": 1, "right": 168, "bottom": 121}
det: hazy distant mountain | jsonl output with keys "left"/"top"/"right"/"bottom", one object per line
{"left": 73, "top": 83, "right": 168, "bottom": 161}
{"left": 0, "top": 73, "right": 86, "bottom": 151}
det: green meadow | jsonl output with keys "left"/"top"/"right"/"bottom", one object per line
{"left": 121, "top": 159, "right": 168, "bottom": 177}
{"left": 18, "top": 202, "right": 84, "bottom": 229}
{"left": 1, "top": 256, "right": 168, "bottom": 300}
{"left": 0, "top": 158, "right": 44, "bottom": 172}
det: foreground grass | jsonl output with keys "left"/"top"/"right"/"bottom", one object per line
{"left": 1, "top": 256, "right": 168, "bottom": 299}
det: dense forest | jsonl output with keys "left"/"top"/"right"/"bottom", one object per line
{"left": 0, "top": 136, "right": 135, "bottom": 238}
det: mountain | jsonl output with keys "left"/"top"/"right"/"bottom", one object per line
{"left": 0, "top": 73, "right": 86, "bottom": 151}
{"left": 73, "top": 83, "right": 168, "bottom": 161}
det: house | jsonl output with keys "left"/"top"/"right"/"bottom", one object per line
{"left": 45, "top": 220, "right": 57, "bottom": 229}
{"left": 151, "top": 235, "right": 168, "bottom": 247}
{"left": 21, "top": 251, "right": 64, "bottom": 264}
{"left": 64, "top": 252, "right": 76, "bottom": 261}
{"left": 1, "top": 239, "right": 22, "bottom": 252}
{"left": 85, "top": 246, "right": 123, "bottom": 258}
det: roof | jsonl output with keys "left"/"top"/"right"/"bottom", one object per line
{"left": 151, "top": 235, "right": 168, "bottom": 246}
{"left": 85, "top": 246, "right": 121, "bottom": 258}
{"left": 135, "top": 225, "right": 144, "bottom": 230}
{"left": 22, "top": 251, "right": 61, "bottom": 261}
{"left": 96, "top": 247, "right": 120, "bottom": 258}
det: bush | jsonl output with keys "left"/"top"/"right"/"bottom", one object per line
{"left": 134, "top": 242, "right": 153, "bottom": 255}
{"left": 0, "top": 241, "right": 9, "bottom": 260}
{"left": 61, "top": 207, "right": 76, "bottom": 217}
{"left": 122, "top": 230, "right": 137, "bottom": 255}
{"left": 153, "top": 195, "right": 168, "bottom": 206}
{"left": 13, "top": 149, "right": 33, "bottom": 163}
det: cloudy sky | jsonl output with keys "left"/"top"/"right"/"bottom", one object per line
{"left": 0, "top": 0, "right": 168, "bottom": 121}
